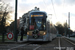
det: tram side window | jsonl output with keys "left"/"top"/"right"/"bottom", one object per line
{"left": 30, "top": 18, "right": 35, "bottom": 25}
{"left": 29, "top": 18, "right": 35, "bottom": 30}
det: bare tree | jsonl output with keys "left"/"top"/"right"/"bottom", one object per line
{"left": 0, "top": 1, "right": 13, "bottom": 33}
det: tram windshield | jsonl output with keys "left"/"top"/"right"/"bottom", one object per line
{"left": 29, "top": 12, "right": 46, "bottom": 30}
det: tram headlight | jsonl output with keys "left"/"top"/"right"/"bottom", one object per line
{"left": 27, "top": 32, "right": 29, "bottom": 35}
{"left": 43, "top": 32, "right": 46, "bottom": 35}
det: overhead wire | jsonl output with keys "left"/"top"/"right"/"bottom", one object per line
{"left": 42, "top": 0, "right": 52, "bottom": 13}
{"left": 42, "top": 0, "right": 57, "bottom": 23}
{"left": 42, "top": 0, "right": 47, "bottom": 6}
{"left": 51, "top": 0, "right": 57, "bottom": 19}
{"left": 42, "top": 0, "right": 52, "bottom": 18}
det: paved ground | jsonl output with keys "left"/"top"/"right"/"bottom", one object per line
{"left": 0, "top": 37, "right": 75, "bottom": 50}
{"left": 36, "top": 37, "right": 75, "bottom": 50}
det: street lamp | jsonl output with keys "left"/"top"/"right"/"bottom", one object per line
{"left": 48, "top": 14, "right": 52, "bottom": 19}
{"left": 47, "top": 14, "right": 52, "bottom": 23}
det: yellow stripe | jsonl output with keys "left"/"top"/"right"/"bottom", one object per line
{"left": 28, "top": 31, "right": 46, "bottom": 36}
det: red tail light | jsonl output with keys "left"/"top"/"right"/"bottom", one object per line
{"left": 30, "top": 25, "right": 34, "bottom": 30}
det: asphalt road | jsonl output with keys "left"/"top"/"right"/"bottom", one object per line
{"left": 0, "top": 37, "right": 75, "bottom": 50}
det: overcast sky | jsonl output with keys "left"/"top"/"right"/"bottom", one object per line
{"left": 1, "top": 0, "right": 75, "bottom": 31}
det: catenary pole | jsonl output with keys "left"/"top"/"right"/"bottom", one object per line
{"left": 68, "top": 12, "right": 70, "bottom": 38}
{"left": 14, "top": 0, "right": 18, "bottom": 41}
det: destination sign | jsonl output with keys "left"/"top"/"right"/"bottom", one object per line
{"left": 31, "top": 15, "right": 43, "bottom": 17}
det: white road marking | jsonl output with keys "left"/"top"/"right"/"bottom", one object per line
{"left": 33, "top": 46, "right": 41, "bottom": 50}
{"left": 54, "top": 47, "right": 66, "bottom": 49}
{"left": 65, "top": 38, "right": 75, "bottom": 45}
{"left": 59, "top": 37, "right": 61, "bottom": 50}
{"left": 8, "top": 44, "right": 27, "bottom": 50}
{"left": 29, "top": 44, "right": 39, "bottom": 46}
{"left": 8, "top": 42, "right": 32, "bottom": 50}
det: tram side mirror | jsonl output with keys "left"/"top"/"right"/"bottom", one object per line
{"left": 46, "top": 16, "right": 47, "bottom": 18}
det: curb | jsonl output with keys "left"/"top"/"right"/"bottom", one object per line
{"left": 0, "top": 39, "right": 27, "bottom": 44}
{"left": 66, "top": 37, "right": 75, "bottom": 41}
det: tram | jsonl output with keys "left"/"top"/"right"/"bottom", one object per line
{"left": 27, "top": 11, "right": 57, "bottom": 41}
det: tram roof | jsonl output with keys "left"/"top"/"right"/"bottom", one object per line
{"left": 29, "top": 11, "right": 47, "bottom": 15}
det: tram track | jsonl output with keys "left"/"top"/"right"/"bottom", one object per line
{"left": 8, "top": 41, "right": 52, "bottom": 50}
{"left": 0, "top": 41, "right": 33, "bottom": 50}
{"left": 60, "top": 37, "right": 75, "bottom": 47}
{"left": 8, "top": 41, "right": 47, "bottom": 50}
{"left": 8, "top": 41, "right": 35, "bottom": 50}
{"left": 0, "top": 41, "right": 51, "bottom": 50}
{"left": 0, "top": 37, "right": 75, "bottom": 50}
{"left": 10, "top": 37, "right": 75, "bottom": 50}
{"left": 64, "top": 38, "right": 75, "bottom": 46}
{"left": 59, "top": 37, "right": 75, "bottom": 50}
